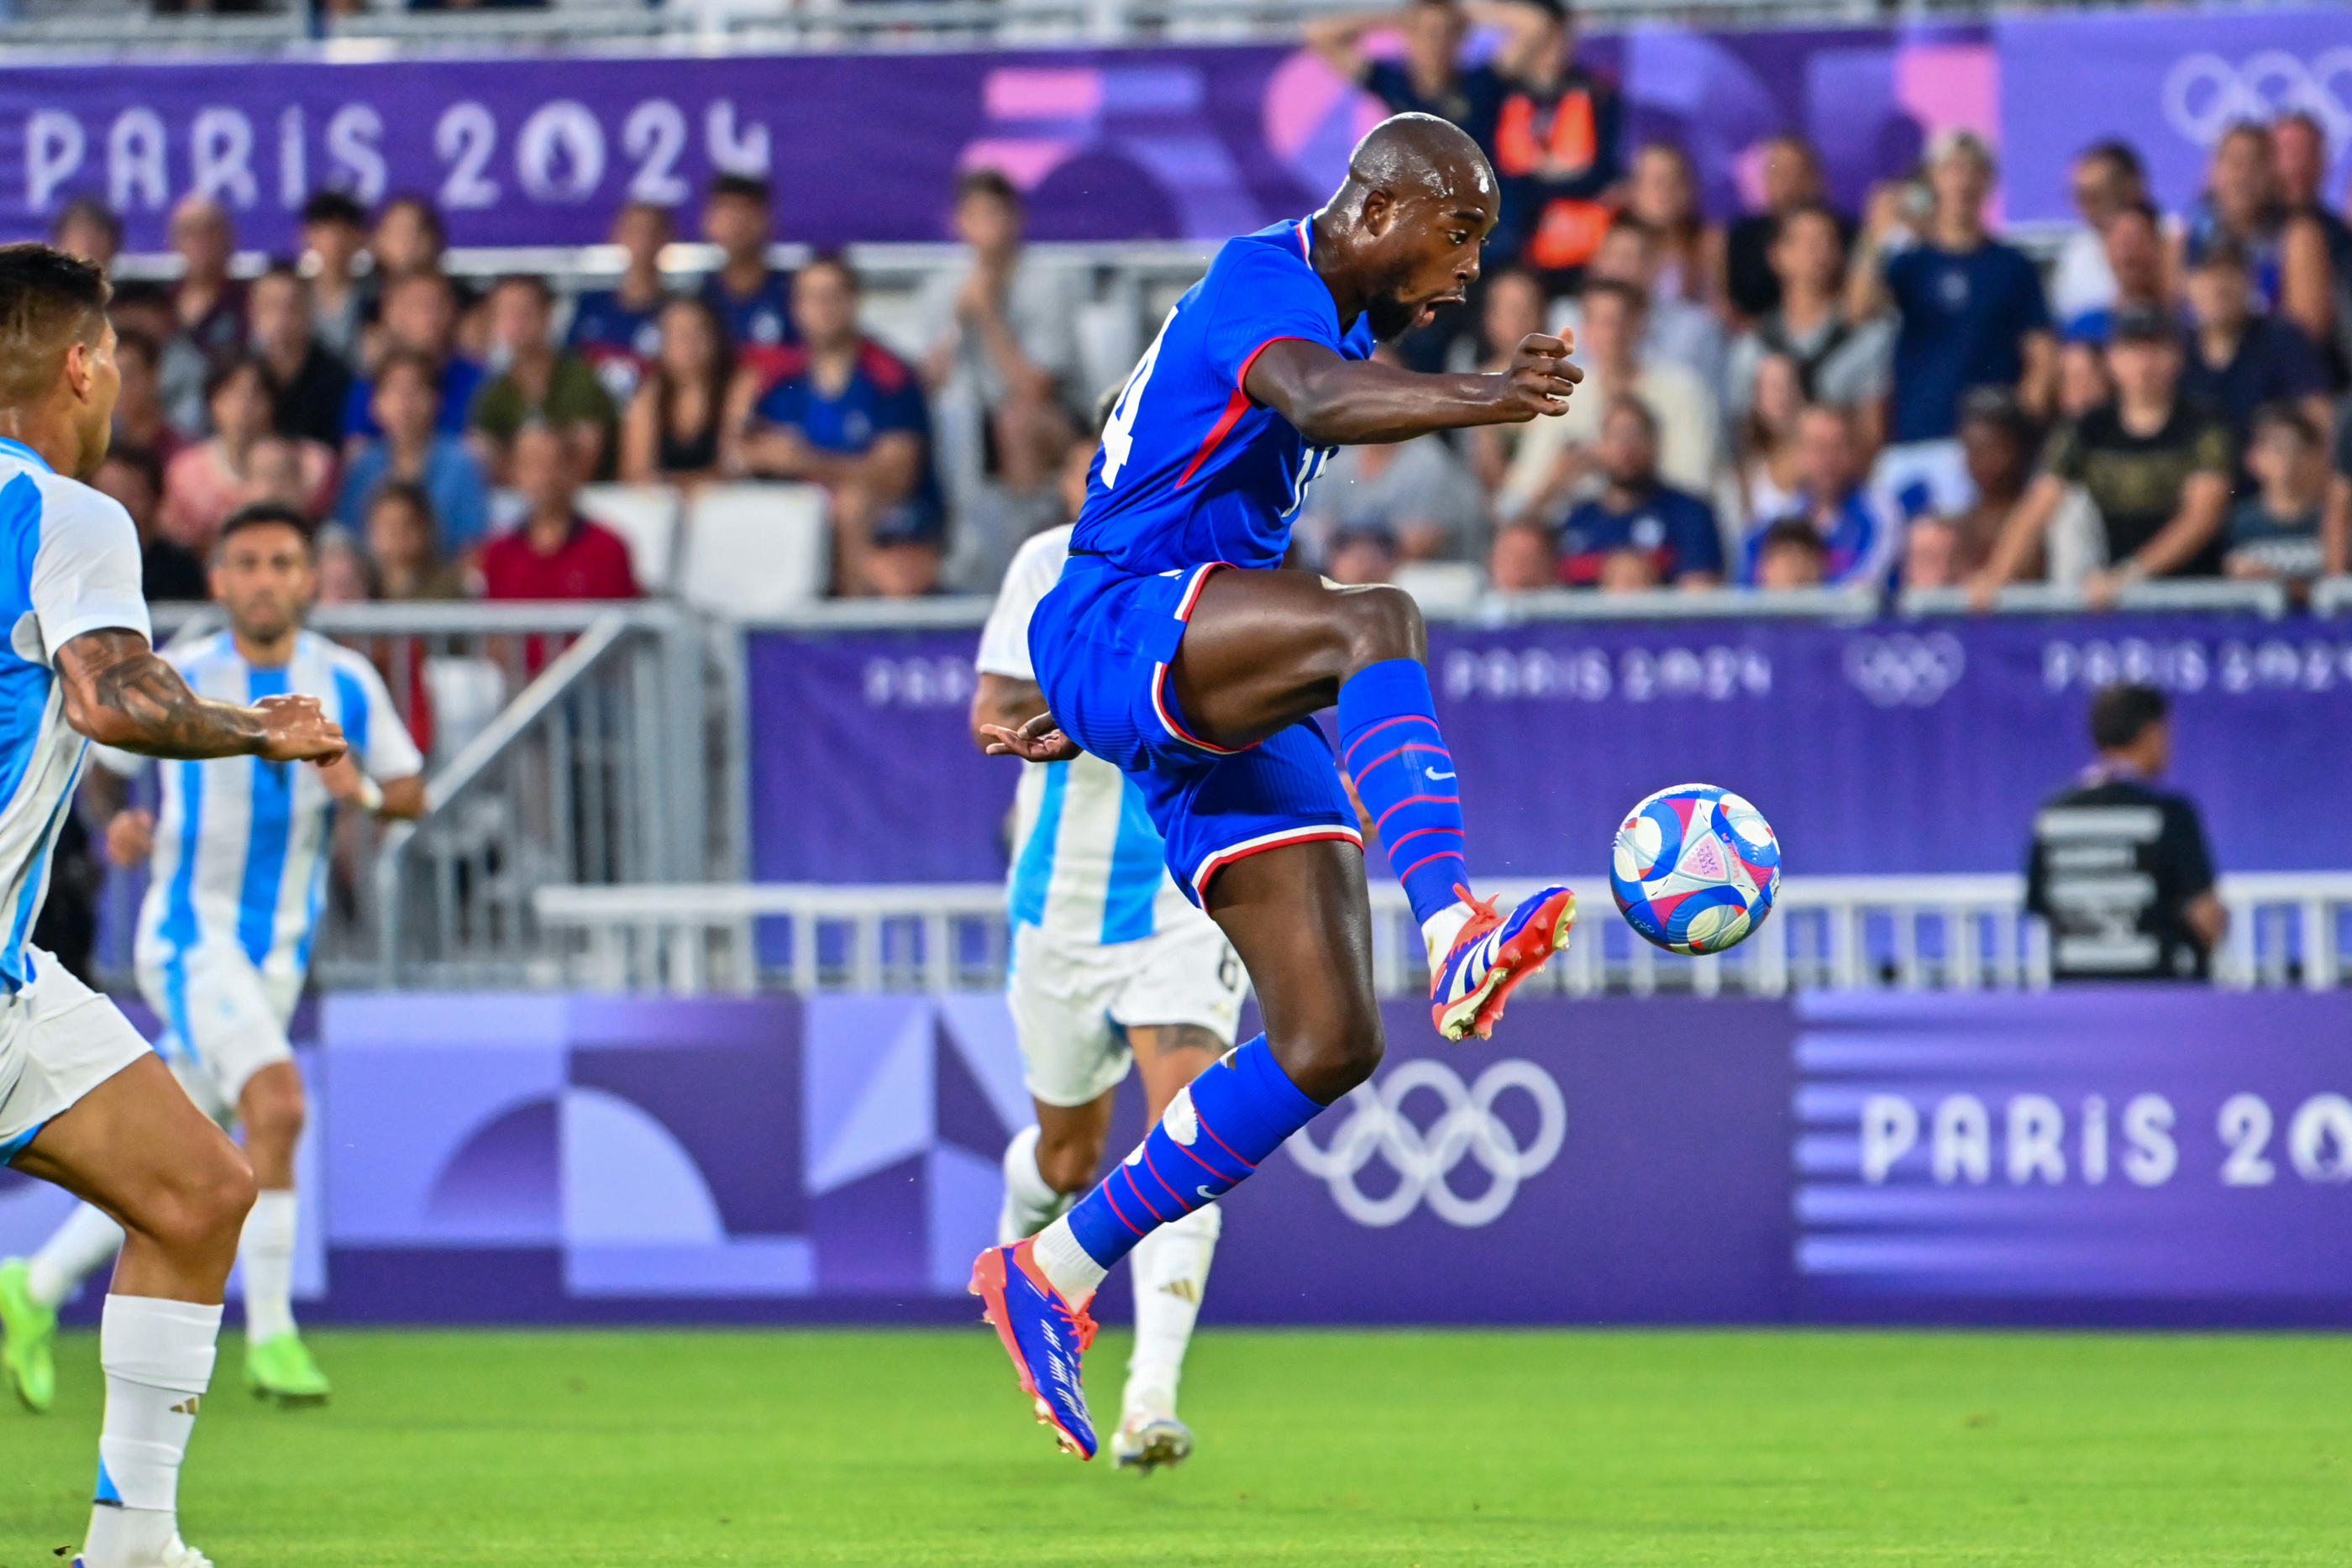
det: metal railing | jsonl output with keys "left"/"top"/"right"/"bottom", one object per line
{"left": 529, "top": 873, "right": 2352, "bottom": 996}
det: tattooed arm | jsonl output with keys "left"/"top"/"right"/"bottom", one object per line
{"left": 55, "top": 629, "right": 347, "bottom": 763}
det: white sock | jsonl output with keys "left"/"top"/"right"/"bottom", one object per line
{"left": 1126, "top": 1203, "right": 1220, "bottom": 1420}
{"left": 81, "top": 1294, "right": 221, "bottom": 1568}
{"left": 997, "top": 1125, "right": 1075, "bottom": 1245}
{"left": 28, "top": 1204, "right": 128, "bottom": 1308}
{"left": 238, "top": 1190, "right": 298, "bottom": 1343}
{"left": 1030, "top": 1214, "right": 1108, "bottom": 1305}
{"left": 1422, "top": 899, "right": 1475, "bottom": 975}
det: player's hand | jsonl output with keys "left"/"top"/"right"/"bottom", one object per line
{"left": 253, "top": 694, "right": 348, "bottom": 765}
{"left": 981, "top": 711, "right": 1083, "bottom": 763}
{"left": 1499, "top": 333, "right": 1581, "bottom": 422}
{"left": 104, "top": 808, "right": 154, "bottom": 868}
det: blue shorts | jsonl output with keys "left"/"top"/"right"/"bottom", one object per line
{"left": 1028, "top": 556, "right": 1360, "bottom": 905}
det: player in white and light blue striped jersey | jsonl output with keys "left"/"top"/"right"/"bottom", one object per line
{"left": 972, "top": 522, "right": 1245, "bottom": 1473}
{"left": 13, "top": 504, "right": 423, "bottom": 1416}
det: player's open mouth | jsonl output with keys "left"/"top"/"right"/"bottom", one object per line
{"left": 1415, "top": 293, "right": 1466, "bottom": 324}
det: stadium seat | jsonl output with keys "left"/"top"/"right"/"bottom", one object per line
{"left": 1391, "top": 560, "right": 1485, "bottom": 616}
{"left": 575, "top": 484, "right": 684, "bottom": 594}
{"left": 422, "top": 655, "right": 510, "bottom": 767}
{"left": 678, "top": 483, "right": 831, "bottom": 617}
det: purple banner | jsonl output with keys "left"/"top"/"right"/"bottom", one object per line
{"left": 0, "top": 26, "right": 1993, "bottom": 254}
{"left": 748, "top": 614, "right": 2352, "bottom": 885}
{"left": 1998, "top": 7, "right": 2352, "bottom": 227}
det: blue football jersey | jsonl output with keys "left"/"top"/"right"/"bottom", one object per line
{"left": 1072, "top": 219, "right": 1375, "bottom": 574}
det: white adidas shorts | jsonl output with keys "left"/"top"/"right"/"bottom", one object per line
{"left": 137, "top": 947, "right": 299, "bottom": 1125}
{"left": 1007, "top": 918, "right": 1247, "bottom": 1109}
{"left": 0, "top": 949, "right": 155, "bottom": 1163}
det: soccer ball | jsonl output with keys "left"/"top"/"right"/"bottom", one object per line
{"left": 1610, "top": 784, "right": 1781, "bottom": 956}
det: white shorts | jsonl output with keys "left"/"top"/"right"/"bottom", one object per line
{"left": 138, "top": 948, "right": 298, "bottom": 1125}
{"left": 1007, "top": 918, "right": 1247, "bottom": 1109}
{"left": 0, "top": 949, "right": 154, "bottom": 1162}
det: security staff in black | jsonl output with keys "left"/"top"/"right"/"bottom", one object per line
{"left": 2025, "top": 682, "right": 2226, "bottom": 981}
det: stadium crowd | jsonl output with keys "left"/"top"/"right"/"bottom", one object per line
{"left": 48, "top": 0, "right": 2352, "bottom": 605}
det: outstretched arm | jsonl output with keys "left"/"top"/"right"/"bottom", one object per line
{"left": 1244, "top": 333, "right": 1579, "bottom": 447}
{"left": 55, "top": 629, "right": 347, "bottom": 763}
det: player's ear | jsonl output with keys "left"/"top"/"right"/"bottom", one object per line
{"left": 1359, "top": 187, "right": 1396, "bottom": 239}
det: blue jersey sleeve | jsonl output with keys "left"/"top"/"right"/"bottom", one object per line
{"left": 1195, "top": 240, "right": 1345, "bottom": 392}
{"left": 1667, "top": 492, "right": 1725, "bottom": 577}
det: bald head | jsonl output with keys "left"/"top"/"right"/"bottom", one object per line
{"left": 1315, "top": 113, "right": 1499, "bottom": 341}
{"left": 1336, "top": 113, "right": 1495, "bottom": 212}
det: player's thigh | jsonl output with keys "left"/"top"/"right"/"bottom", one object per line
{"left": 1007, "top": 924, "right": 1134, "bottom": 1112}
{"left": 1168, "top": 568, "right": 1425, "bottom": 747}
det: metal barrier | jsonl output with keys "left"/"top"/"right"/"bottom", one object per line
{"left": 530, "top": 873, "right": 2352, "bottom": 996}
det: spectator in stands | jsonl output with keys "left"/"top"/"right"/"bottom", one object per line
{"left": 161, "top": 359, "right": 335, "bottom": 551}
{"left": 868, "top": 505, "right": 948, "bottom": 600}
{"left": 2224, "top": 401, "right": 2329, "bottom": 583}
{"left": 365, "top": 480, "right": 466, "bottom": 602}
{"left": 1325, "top": 527, "right": 1399, "bottom": 587}
{"left": 1735, "top": 350, "right": 1804, "bottom": 534}
{"left": 1750, "top": 517, "right": 1828, "bottom": 589}
{"left": 480, "top": 422, "right": 640, "bottom": 601}
{"left": 169, "top": 195, "right": 247, "bottom": 373}
{"left": 371, "top": 193, "right": 449, "bottom": 283}
{"left": 1851, "top": 131, "right": 2055, "bottom": 522}
{"left": 569, "top": 202, "right": 674, "bottom": 401}
{"left": 298, "top": 190, "right": 372, "bottom": 360}
{"left": 699, "top": 174, "right": 795, "bottom": 368}
{"left": 471, "top": 274, "right": 617, "bottom": 480}
{"left": 50, "top": 196, "right": 122, "bottom": 275}
{"left": 1299, "top": 424, "right": 1488, "bottom": 567}
{"left": 2181, "top": 123, "right": 2334, "bottom": 349}
{"left": 337, "top": 349, "right": 493, "bottom": 556}
{"left": 2057, "top": 337, "right": 2113, "bottom": 422}
{"left": 247, "top": 264, "right": 353, "bottom": 449}
{"left": 1973, "top": 308, "right": 2233, "bottom": 608}
{"left": 1721, "top": 134, "right": 1843, "bottom": 323}
{"left": 2274, "top": 112, "right": 2352, "bottom": 280}
{"left": 1903, "top": 387, "right": 2039, "bottom": 589}
{"left": 108, "top": 281, "right": 210, "bottom": 438}
{"left": 1724, "top": 202, "right": 1892, "bottom": 436}
{"left": 1583, "top": 215, "right": 1725, "bottom": 392}
{"left": 2179, "top": 239, "right": 2331, "bottom": 453}
{"left": 916, "top": 170, "right": 1081, "bottom": 528}
{"left": 2026, "top": 682, "right": 2223, "bottom": 983}
{"left": 244, "top": 436, "right": 327, "bottom": 523}
{"left": 2047, "top": 140, "right": 2152, "bottom": 333}
{"left": 1459, "top": 268, "right": 1547, "bottom": 494}
{"left": 2060, "top": 200, "right": 2171, "bottom": 346}
{"left": 735, "top": 254, "right": 942, "bottom": 599}
{"left": 1489, "top": 0, "right": 1623, "bottom": 288}
{"left": 2329, "top": 401, "right": 2352, "bottom": 576}
{"left": 1555, "top": 398, "right": 1723, "bottom": 588}
{"left": 313, "top": 527, "right": 373, "bottom": 606}
{"left": 1626, "top": 143, "right": 1714, "bottom": 308}
{"left": 1486, "top": 520, "right": 1559, "bottom": 592}
{"left": 1740, "top": 404, "right": 1895, "bottom": 588}
{"left": 620, "top": 296, "right": 733, "bottom": 486}
{"left": 1304, "top": 0, "right": 1507, "bottom": 155}
{"left": 1498, "top": 279, "right": 1720, "bottom": 523}
{"left": 341, "top": 270, "right": 484, "bottom": 442}
{"left": 109, "top": 328, "right": 185, "bottom": 468}
{"left": 90, "top": 446, "right": 206, "bottom": 603}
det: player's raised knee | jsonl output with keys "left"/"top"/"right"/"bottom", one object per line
{"left": 1334, "top": 582, "right": 1426, "bottom": 674}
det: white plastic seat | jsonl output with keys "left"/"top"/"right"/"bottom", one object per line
{"left": 678, "top": 483, "right": 830, "bottom": 616}
{"left": 575, "top": 483, "right": 684, "bottom": 594}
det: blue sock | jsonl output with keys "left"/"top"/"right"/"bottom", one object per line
{"left": 1064, "top": 1036, "right": 1323, "bottom": 1271}
{"left": 1337, "top": 658, "right": 1468, "bottom": 927}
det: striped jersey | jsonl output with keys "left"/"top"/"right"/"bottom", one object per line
{"left": 0, "top": 438, "right": 155, "bottom": 992}
{"left": 111, "top": 630, "right": 423, "bottom": 986}
{"left": 976, "top": 527, "right": 1205, "bottom": 946}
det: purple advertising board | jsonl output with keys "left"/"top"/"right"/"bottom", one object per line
{"left": 749, "top": 614, "right": 2352, "bottom": 886}
{"left": 1, "top": 987, "right": 2336, "bottom": 1328}
{"left": 0, "top": 24, "right": 1996, "bottom": 254}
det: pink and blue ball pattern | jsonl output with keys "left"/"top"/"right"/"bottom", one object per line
{"left": 1609, "top": 784, "right": 1782, "bottom": 957}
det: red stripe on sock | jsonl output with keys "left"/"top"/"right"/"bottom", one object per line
{"left": 1349, "top": 741, "right": 1453, "bottom": 780}
{"left": 1373, "top": 793, "right": 1461, "bottom": 830}
{"left": 1189, "top": 1106, "right": 1260, "bottom": 1174}
{"left": 1399, "top": 848, "right": 1470, "bottom": 883}
{"left": 1100, "top": 1181, "right": 1148, "bottom": 1238}
{"left": 1170, "top": 1135, "right": 1242, "bottom": 1188}
{"left": 1121, "top": 1166, "right": 1175, "bottom": 1225}
{"left": 1384, "top": 825, "right": 1465, "bottom": 857}
{"left": 1140, "top": 1146, "right": 1191, "bottom": 1212}
{"left": 1340, "top": 714, "right": 1439, "bottom": 771}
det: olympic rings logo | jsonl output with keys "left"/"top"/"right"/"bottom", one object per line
{"left": 1288, "top": 1058, "right": 1565, "bottom": 1228}
{"left": 2163, "top": 49, "right": 2352, "bottom": 148}
{"left": 1841, "top": 632, "right": 1966, "bottom": 708}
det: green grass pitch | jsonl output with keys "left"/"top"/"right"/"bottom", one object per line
{"left": 3, "top": 1326, "right": 2349, "bottom": 1565}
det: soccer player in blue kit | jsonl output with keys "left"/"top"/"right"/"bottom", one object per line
{"left": 971, "top": 114, "right": 1583, "bottom": 1458}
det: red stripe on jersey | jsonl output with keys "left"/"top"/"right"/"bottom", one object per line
{"left": 1173, "top": 334, "right": 1315, "bottom": 489}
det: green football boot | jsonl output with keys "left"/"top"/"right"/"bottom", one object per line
{"left": 245, "top": 1331, "right": 331, "bottom": 1406}
{"left": 0, "top": 1257, "right": 56, "bottom": 1413}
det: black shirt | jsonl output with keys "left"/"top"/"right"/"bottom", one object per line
{"left": 270, "top": 343, "right": 355, "bottom": 449}
{"left": 2038, "top": 401, "right": 2234, "bottom": 572}
{"left": 1725, "top": 209, "right": 1856, "bottom": 321}
{"left": 2025, "top": 772, "right": 2217, "bottom": 982}
{"left": 1361, "top": 60, "right": 1509, "bottom": 157}
{"left": 143, "top": 538, "right": 208, "bottom": 602}
{"left": 2176, "top": 316, "right": 2326, "bottom": 447}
